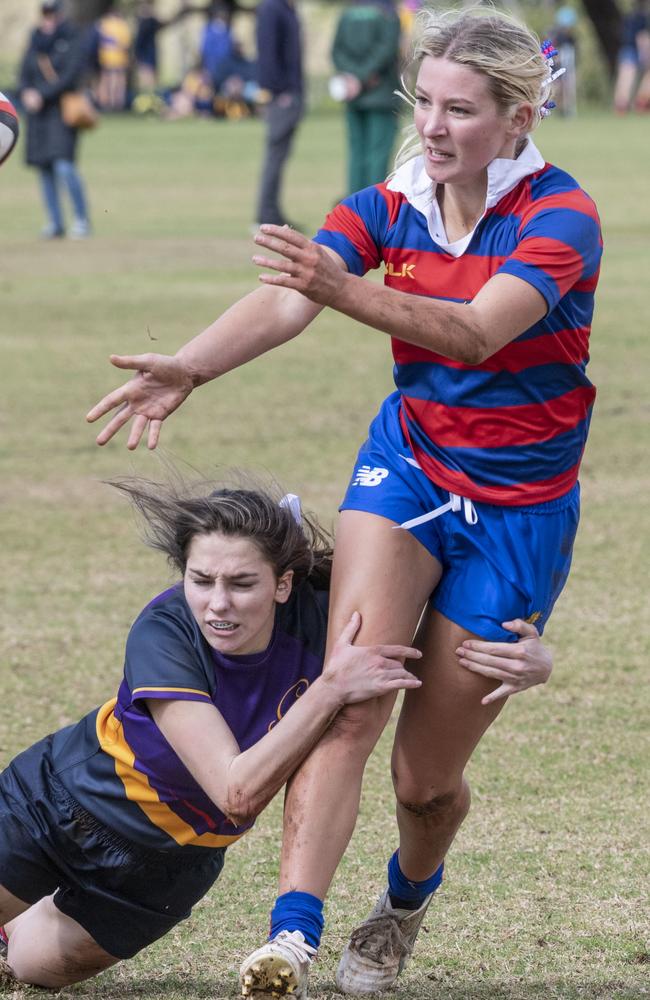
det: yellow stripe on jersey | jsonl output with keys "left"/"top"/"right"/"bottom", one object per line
{"left": 131, "top": 685, "right": 211, "bottom": 698}
{"left": 95, "top": 699, "right": 243, "bottom": 848}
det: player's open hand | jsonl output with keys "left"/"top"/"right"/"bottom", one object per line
{"left": 323, "top": 612, "right": 423, "bottom": 705}
{"left": 86, "top": 353, "right": 195, "bottom": 450}
{"left": 456, "top": 619, "right": 553, "bottom": 706}
{"left": 252, "top": 225, "right": 344, "bottom": 305}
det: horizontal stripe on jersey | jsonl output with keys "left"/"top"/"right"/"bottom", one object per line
{"left": 314, "top": 162, "right": 601, "bottom": 504}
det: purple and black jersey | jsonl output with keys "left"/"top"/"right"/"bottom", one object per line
{"left": 51, "top": 582, "right": 328, "bottom": 850}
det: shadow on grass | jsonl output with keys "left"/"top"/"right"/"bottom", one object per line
{"left": 113, "top": 979, "right": 232, "bottom": 999}
{"left": 317, "top": 978, "right": 649, "bottom": 1000}
{"left": 19, "top": 975, "right": 237, "bottom": 1000}
{"left": 11, "top": 974, "right": 648, "bottom": 1000}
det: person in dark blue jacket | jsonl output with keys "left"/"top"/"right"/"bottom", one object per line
{"left": 254, "top": 0, "right": 303, "bottom": 226}
{"left": 17, "top": 0, "right": 92, "bottom": 239}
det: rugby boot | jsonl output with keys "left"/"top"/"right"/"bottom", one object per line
{"left": 335, "top": 888, "right": 433, "bottom": 993}
{"left": 240, "top": 929, "right": 315, "bottom": 999}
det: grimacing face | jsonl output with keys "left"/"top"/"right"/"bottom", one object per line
{"left": 413, "top": 55, "right": 529, "bottom": 186}
{"left": 184, "top": 532, "right": 293, "bottom": 656}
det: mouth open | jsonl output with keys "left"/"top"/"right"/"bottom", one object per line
{"left": 208, "top": 621, "right": 239, "bottom": 634}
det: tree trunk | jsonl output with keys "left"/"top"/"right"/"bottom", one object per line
{"left": 581, "top": 0, "right": 622, "bottom": 79}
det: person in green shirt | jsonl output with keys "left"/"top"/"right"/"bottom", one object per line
{"left": 331, "top": 0, "right": 402, "bottom": 193}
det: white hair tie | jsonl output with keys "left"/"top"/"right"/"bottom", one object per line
{"left": 279, "top": 493, "right": 303, "bottom": 525}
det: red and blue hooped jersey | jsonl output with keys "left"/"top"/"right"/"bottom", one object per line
{"left": 313, "top": 154, "right": 602, "bottom": 505}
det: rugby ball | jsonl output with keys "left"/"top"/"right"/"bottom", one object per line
{"left": 0, "top": 91, "right": 19, "bottom": 166}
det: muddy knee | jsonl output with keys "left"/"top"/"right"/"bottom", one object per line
{"left": 395, "top": 778, "right": 471, "bottom": 826}
{"left": 327, "top": 693, "right": 396, "bottom": 758}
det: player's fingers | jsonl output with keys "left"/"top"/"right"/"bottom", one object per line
{"left": 86, "top": 387, "right": 130, "bottom": 423}
{"left": 94, "top": 405, "right": 133, "bottom": 446}
{"left": 253, "top": 234, "right": 302, "bottom": 260}
{"left": 108, "top": 353, "right": 156, "bottom": 371}
{"left": 376, "top": 644, "right": 422, "bottom": 661}
{"left": 458, "top": 638, "right": 522, "bottom": 660}
{"left": 258, "top": 273, "right": 303, "bottom": 290}
{"left": 481, "top": 682, "right": 514, "bottom": 706}
{"left": 456, "top": 648, "right": 524, "bottom": 671}
{"left": 337, "top": 611, "right": 362, "bottom": 647}
{"left": 379, "top": 656, "right": 424, "bottom": 681}
{"left": 501, "top": 619, "right": 539, "bottom": 639}
{"left": 378, "top": 656, "right": 422, "bottom": 679}
{"left": 258, "top": 224, "right": 308, "bottom": 247}
{"left": 147, "top": 419, "right": 163, "bottom": 450}
{"left": 252, "top": 254, "right": 298, "bottom": 274}
{"left": 458, "top": 658, "right": 515, "bottom": 682}
{"left": 126, "top": 413, "right": 149, "bottom": 451}
{"left": 384, "top": 675, "right": 422, "bottom": 690}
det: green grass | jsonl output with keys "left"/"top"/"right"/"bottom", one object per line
{"left": 0, "top": 110, "right": 649, "bottom": 999}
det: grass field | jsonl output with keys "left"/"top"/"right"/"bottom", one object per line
{"left": 0, "top": 108, "right": 649, "bottom": 1000}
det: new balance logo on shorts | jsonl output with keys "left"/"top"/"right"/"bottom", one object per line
{"left": 352, "top": 466, "right": 390, "bottom": 487}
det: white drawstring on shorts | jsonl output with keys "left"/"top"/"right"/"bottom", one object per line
{"left": 395, "top": 492, "right": 478, "bottom": 530}
{"left": 395, "top": 455, "right": 478, "bottom": 529}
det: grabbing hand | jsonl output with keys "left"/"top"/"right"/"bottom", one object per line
{"left": 323, "top": 612, "right": 423, "bottom": 705}
{"left": 456, "top": 619, "right": 553, "bottom": 706}
{"left": 252, "top": 225, "right": 344, "bottom": 305}
{"left": 86, "top": 353, "right": 195, "bottom": 449}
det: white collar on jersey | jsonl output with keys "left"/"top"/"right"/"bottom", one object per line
{"left": 386, "top": 137, "right": 546, "bottom": 258}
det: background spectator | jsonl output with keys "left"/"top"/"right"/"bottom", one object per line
{"left": 134, "top": 1, "right": 197, "bottom": 94}
{"left": 613, "top": 0, "right": 650, "bottom": 111}
{"left": 254, "top": 0, "right": 303, "bottom": 227}
{"left": 549, "top": 6, "right": 578, "bottom": 116}
{"left": 95, "top": 4, "right": 132, "bottom": 110}
{"left": 397, "top": 0, "right": 421, "bottom": 60}
{"left": 331, "top": 0, "right": 402, "bottom": 195}
{"left": 166, "top": 63, "right": 216, "bottom": 118}
{"left": 200, "top": 1, "right": 235, "bottom": 82}
{"left": 200, "top": 1, "right": 256, "bottom": 101}
{"left": 17, "top": 0, "right": 92, "bottom": 239}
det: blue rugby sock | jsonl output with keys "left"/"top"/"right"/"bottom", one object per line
{"left": 269, "top": 890, "right": 324, "bottom": 950}
{"left": 387, "top": 850, "right": 444, "bottom": 910}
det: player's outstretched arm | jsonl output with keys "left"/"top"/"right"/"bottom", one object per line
{"left": 455, "top": 619, "right": 553, "bottom": 706}
{"left": 86, "top": 283, "right": 327, "bottom": 449}
{"left": 86, "top": 352, "right": 195, "bottom": 450}
{"left": 253, "top": 224, "right": 548, "bottom": 365}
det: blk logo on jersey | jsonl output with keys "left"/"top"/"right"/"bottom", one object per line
{"left": 352, "top": 466, "right": 390, "bottom": 487}
{"left": 385, "top": 261, "right": 415, "bottom": 279}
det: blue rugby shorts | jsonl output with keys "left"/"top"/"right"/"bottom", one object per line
{"left": 0, "top": 735, "right": 225, "bottom": 959}
{"left": 340, "top": 392, "right": 580, "bottom": 640}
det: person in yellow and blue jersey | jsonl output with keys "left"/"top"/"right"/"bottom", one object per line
{"left": 95, "top": 4, "right": 132, "bottom": 110}
{"left": 0, "top": 476, "right": 551, "bottom": 992}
